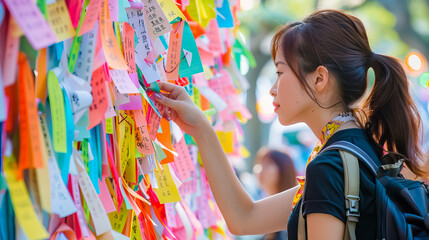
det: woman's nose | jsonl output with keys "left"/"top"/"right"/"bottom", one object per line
{"left": 270, "top": 88, "right": 277, "bottom": 97}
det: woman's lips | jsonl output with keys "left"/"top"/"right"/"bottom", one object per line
{"left": 273, "top": 102, "right": 280, "bottom": 112}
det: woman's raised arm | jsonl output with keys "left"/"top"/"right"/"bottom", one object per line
{"left": 154, "top": 82, "right": 298, "bottom": 235}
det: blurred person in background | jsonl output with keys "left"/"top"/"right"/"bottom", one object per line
{"left": 253, "top": 147, "right": 297, "bottom": 240}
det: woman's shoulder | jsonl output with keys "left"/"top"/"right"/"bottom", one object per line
{"left": 308, "top": 128, "right": 381, "bottom": 171}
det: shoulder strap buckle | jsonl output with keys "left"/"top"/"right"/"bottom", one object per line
{"left": 346, "top": 194, "right": 360, "bottom": 220}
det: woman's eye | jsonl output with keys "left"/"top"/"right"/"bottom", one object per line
{"left": 276, "top": 71, "right": 282, "bottom": 77}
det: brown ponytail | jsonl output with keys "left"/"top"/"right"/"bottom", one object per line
{"left": 271, "top": 9, "right": 427, "bottom": 177}
{"left": 364, "top": 53, "right": 426, "bottom": 177}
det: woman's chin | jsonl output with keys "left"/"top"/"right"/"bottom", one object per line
{"left": 278, "top": 114, "right": 298, "bottom": 126}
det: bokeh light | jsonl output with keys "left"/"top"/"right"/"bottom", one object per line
{"left": 405, "top": 51, "right": 427, "bottom": 76}
{"left": 256, "top": 94, "right": 276, "bottom": 123}
{"left": 419, "top": 72, "right": 429, "bottom": 88}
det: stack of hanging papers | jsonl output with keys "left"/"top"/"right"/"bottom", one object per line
{"left": 0, "top": 0, "right": 254, "bottom": 239}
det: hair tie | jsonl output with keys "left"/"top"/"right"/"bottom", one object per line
{"left": 369, "top": 51, "right": 376, "bottom": 66}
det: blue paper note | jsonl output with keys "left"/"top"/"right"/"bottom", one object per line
{"left": 0, "top": 1, "right": 5, "bottom": 25}
{"left": 56, "top": 88, "right": 74, "bottom": 186}
{"left": 216, "top": 0, "right": 234, "bottom": 28}
{"left": 118, "top": 0, "right": 129, "bottom": 22}
{"left": 89, "top": 128, "right": 100, "bottom": 194}
{"left": 118, "top": 182, "right": 132, "bottom": 210}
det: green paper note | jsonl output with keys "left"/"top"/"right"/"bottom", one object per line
{"left": 179, "top": 21, "right": 203, "bottom": 78}
{"left": 48, "top": 70, "right": 67, "bottom": 153}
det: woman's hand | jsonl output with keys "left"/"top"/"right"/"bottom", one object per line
{"left": 153, "top": 82, "right": 210, "bottom": 138}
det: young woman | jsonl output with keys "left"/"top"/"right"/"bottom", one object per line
{"left": 153, "top": 9, "right": 427, "bottom": 240}
{"left": 253, "top": 147, "right": 297, "bottom": 240}
{"left": 254, "top": 147, "right": 297, "bottom": 198}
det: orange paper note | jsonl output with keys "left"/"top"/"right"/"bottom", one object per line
{"left": 17, "top": 53, "right": 44, "bottom": 171}
{"left": 165, "top": 21, "right": 184, "bottom": 81}
{"left": 88, "top": 66, "right": 109, "bottom": 130}
{"left": 99, "top": 0, "right": 128, "bottom": 69}
{"left": 122, "top": 22, "right": 137, "bottom": 74}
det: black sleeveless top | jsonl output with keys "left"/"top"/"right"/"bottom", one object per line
{"left": 287, "top": 128, "right": 381, "bottom": 239}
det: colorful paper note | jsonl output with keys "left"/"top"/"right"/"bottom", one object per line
{"left": 78, "top": 0, "right": 103, "bottom": 36}
{"left": 152, "top": 164, "right": 181, "bottom": 204}
{"left": 47, "top": 69, "right": 67, "bottom": 153}
{"left": 74, "top": 149, "right": 112, "bottom": 236}
{"left": 110, "top": 69, "right": 140, "bottom": 94}
{"left": 46, "top": 0, "right": 76, "bottom": 41}
{"left": 173, "top": 137, "right": 194, "bottom": 181}
{"left": 134, "top": 110, "right": 155, "bottom": 154}
{"left": 3, "top": 0, "right": 58, "bottom": 49}
{"left": 158, "top": 0, "right": 186, "bottom": 22}
{"left": 99, "top": 0, "right": 128, "bottom": 69}
{"left": 142, "top": 0, "right": 173, "bottom": 40}
{"left": 4, "top": 158, "right": 49, "bottom": 240}
{"left": 166, "top": 21, "right": 184, "bottom": 80}
{"left": 88, "top": 66, "right": 109, "bottom": 130}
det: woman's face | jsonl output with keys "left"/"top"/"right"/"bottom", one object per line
{"left": 270, "top": 49, "right": 313, "bottom": 126}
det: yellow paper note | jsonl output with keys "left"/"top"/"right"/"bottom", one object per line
{"left": 118, "top": 114, "right": 132, "bottom": 176}
{"left": 158, "top": 0, "right": 186, "bottom": 22}
{"left": 47, "top": 69, "right": 67, "bottom": 153}
{"left": 130, "top": 212, "right": 142, "bottom": 240}
{"left": 125, "top": 116, "right": 137, "bottom": 183}
{"left": 105, "top": 117, "right": 114, "bottom": 134}
{"left": 4, "top": 157, "right": 49, "bottom": 240}
{"left": 108, "top": 203, "right": 129, "bottom": 233}
{"left": 46, "top": 0, "right": 76, "bottom": 41}
{"left": 152, "top": 164, "right": 181, "bottom": 204}
{"left": 35, "top": 115, "right": 51, "bottom": 213}
{"left": 216, "top": 131, "right": 234, "bottom": 154}
{"left": 186, "top": 0, "right": 216, "bottom": 28}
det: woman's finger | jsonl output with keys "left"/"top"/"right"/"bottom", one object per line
{"left": 158, "top": 82, "right": 186, "bottom": 100}
{"left": 153, "top": 92, "right": 178, "bottom": 109}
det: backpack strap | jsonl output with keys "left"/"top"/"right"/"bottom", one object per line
{"left": 320, "top": 141, "right": 378, "bottom": 175}
{"left": 297, "top": 140, "right": 375, "bottom": 240}
{"left": 340, "top": 150, "right": 360, "bottom": 240}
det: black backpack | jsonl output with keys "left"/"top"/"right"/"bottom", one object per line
{"left": 322, "top": 141, "right": 429, "bottom": 240}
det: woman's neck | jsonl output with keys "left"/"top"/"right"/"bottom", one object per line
{"left": 305, "top": 107, "right": 355, "bottom": 141}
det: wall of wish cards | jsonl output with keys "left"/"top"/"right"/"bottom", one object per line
{"left": 0, "top": 0, "right": 253, "bottom": 239}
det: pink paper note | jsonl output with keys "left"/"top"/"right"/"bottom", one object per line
{"left": 172, "top": 137, "right": 194, "bottom": 181}
{"left": 2, "top": 21, "right": 19, "bottom": 87}
{"left": 117, "top": 73, "right": 143, "bottom": 110}
{"left": 67, "top": 0, "right": 83, "bottom": 28}
{"left": 98, "top": 178, "right": 116, "bottom": 213}
{"left": 147, "top": 99, "right": 165, "bottom": 140}
{"left": 198, "top": 47, "right": 215, "bottom": 66}
{"left": 164, "top": 203, "right": 177, "bottom": 228}
{"left": 79, "top": 0, "right": 103, "bottom": 36}
{"left": 206, "top": 19, "right": 223, "bottom": 56}
{"left": 134, "top": 110, "right": 155, "bottom": 155}
{"left": 109, "top": 69, "right": 140, "bottom": 94}
{"left": 108, "top": 0, "right": 119, "bottom": 21}
{"left": 192, "top": 73, "right": 208, "bottom": 87}
{"left": 3, "top": 0, "right": 58, "bottom": 49}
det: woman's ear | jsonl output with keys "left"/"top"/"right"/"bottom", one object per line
{"left": 313, "top": 66, "right": 330, "bottom": 93}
